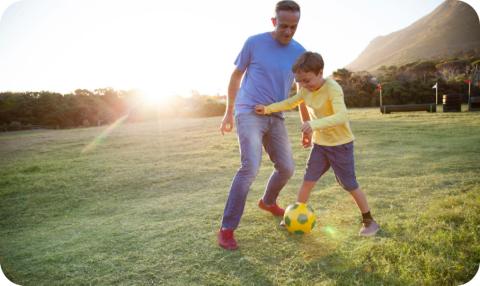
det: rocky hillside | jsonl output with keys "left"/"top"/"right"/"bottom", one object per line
{"left": 347, "top": 0, "right": 480, "bottom": 71}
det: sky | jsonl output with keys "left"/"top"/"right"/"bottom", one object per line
{"left": 0, "top": 0, "right": 478, "bottom": 99}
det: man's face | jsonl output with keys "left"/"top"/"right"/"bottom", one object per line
{"left": 271, "top": 10, "right": 300, "bottom": 45}
{"left": 295, "top": 70, "right": 323, "bottom": 91}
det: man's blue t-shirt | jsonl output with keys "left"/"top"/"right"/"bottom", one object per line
{"left": 234, "top": 32, "right": 305, "bottom": 115}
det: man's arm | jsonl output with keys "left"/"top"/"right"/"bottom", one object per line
{"left": 220, "top": 68, "right": 244, "bottom": 135}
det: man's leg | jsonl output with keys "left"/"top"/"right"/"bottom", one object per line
{"left": 221, "top": 113, "right": 266, "bottom": 230}
{"left": 261, "top": 116, "right": 295, "bottom": 205}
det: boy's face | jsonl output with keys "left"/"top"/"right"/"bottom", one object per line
{"left": 295, "top": 70, "right": 323, "bottom": 91}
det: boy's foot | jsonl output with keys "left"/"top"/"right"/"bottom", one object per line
{"left": 359, "top": 219, "right": 380, "bottom": 236}
{"left": 218, "top": 228, "right": 238, "bottom": 250}
{"left": 279, "top": 219, "right": 286, "bottom": 227}
{"left": 258, "top": 199, "right": 285, "bottom": 217}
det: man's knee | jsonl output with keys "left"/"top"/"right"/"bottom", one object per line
{"left": 278, "top": 162, "right": 295, "bottom": 178}
{"left": 238, "top": 161, "right": 261, "bottom": 180}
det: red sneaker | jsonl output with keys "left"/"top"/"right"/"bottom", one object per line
{"left": 258, "top": 199, "right": 285, "bottom": 217}
{"left": 218, "top": 228, "right": 238, "bottom": 250}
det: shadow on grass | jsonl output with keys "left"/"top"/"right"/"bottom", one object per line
{"left": 303, "top": 252, "right": 410, "bottom": 286}
{"left": 269, "top": 219, "right": 407, "bottom": 285}
{"left": 210, "top": 248, "right": 275, "bottom": 286}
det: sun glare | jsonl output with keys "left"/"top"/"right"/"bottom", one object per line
{"left": 140, "top": 89, "right": 167, "bottom": 106}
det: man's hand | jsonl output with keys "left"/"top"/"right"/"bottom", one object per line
{"left": 301, "top": 121, "right": 313, "bottom": 134}
{"left": 255, "top": 105, "right": 266, "bottom": 115}
{"left": 220, "top": 112, "right": 234, "bottom": 135}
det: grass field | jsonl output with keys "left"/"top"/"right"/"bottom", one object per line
{"left": 1, "top": 107, "right": 479, "bottom": 285}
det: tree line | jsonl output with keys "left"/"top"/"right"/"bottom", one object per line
{"left": 335, "top": 57, "right": 479, "bottom": 107}
{"left": 1, "top": 57, "right": 478, "bottom": 131}
{"left": 0, "top": 88, "right": 225, "bottom": 131}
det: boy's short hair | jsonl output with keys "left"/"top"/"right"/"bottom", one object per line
{"left": 275, "top": 0, "right": 300, "bottom": 14}
{"left": 292, "top": 52, "right": 324, "bottom": 75}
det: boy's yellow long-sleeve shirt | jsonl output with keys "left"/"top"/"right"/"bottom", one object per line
{"left": 264, "top": 78, "right": 354, "bottom": 146}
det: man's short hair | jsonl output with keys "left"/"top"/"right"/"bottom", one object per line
{"left": 292, "top": 52, "right": 324, "bottom": 75}
{"left": 275, "top": 0, "right": 300, "bottom": 14}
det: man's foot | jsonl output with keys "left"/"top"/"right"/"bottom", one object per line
{"left": 359, "top": 219, "right": 380, "bottom": 236}
{"left": 218, "top": 228, "right": 238, "bottom": 250}
{"left": 258, "top": 199, "right": 285, "bottom": 217}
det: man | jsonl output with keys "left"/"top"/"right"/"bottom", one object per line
{"left": 218, "top": 0, "right": 306, "bottom": 250}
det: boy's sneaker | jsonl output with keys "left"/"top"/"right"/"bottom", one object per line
{"left": 218, "top": 228, "right": 238, "bottom": 250}
{"left": 359, "top": 219, "right": 380, "bottom": 236}
{"left": 258, "top": 199, "right": 285, "bottom": 217}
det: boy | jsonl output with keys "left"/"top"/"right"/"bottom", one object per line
{"left": 255, "top": 52, "right": 380, "bottom": 236}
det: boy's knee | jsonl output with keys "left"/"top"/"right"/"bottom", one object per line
{"left": 336, "top": 175, "right": 359, "bottom": 192}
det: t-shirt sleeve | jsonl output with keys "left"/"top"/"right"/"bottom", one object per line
{"left": 264, "top": 90, "right": 304, "bottom": 114}
{"left": 234, "top": 37, "right": 253, "bottom": 72}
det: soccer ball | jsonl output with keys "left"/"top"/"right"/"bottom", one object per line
{"left": 283, "top": 203, "right": 316, "bottom": 234}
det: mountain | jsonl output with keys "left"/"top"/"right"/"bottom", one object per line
{"left": 347, "top": 0, "right": 480, "bottom": 72}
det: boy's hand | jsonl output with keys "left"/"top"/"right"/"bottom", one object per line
{"left": 255, "top": 104, "right": 266, "bottom": 115}
{"left": 302, "top": 132, "right": 312, "bottom": 148}
{"left": 301, "top": 121, "right": 313, "bottom": 134}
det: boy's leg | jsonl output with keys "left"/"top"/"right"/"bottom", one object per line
{"left": 327, "top": 142, "right": 372, "bottom": 214}
{"left": 261, "top": 116, "right": 295, "bottom": 205}
{"left": 221, "top": 113, "right": 266, "bottom": 230}
{"left": 280, "top": 144, "right": 329, "bottom": 226}
{"left": 327, "top": 142, "right": 379, "bottom": 236}
{"left": 279, "top": 145, "right": 329, "bottom": 227}
{"left": 279, "top": 180, "right": 316, "bottom": 227}
{"left": 326, "top": 142, "right": 360, "bottom": 195}
{"left": 349, "top": 187, "right": 369, "bottom": 213}
{"left": 348, "top": 188, "right": 379, "bottom": 236}
{"left": 300, "top": 144, "right": 330, "bottom": 203}
{"left": 297, "top": 180, "right": 317, "bottom": 203}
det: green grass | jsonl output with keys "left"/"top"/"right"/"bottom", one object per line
{"left": 1, "top": 108, "right": 479, "bottom": 285}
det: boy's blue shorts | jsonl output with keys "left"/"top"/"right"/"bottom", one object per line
{"left": 304, "top": 141, "right": 359, "bottom": 191}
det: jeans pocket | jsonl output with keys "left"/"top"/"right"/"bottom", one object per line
{"left": 235, "top": 113, "right": 247, "bottom": 126}
{"left": 235, "top": 113, "right": 251, "bottom": 125}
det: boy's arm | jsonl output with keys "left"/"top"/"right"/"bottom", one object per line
{"left": 298, "top": 102, "right": 312, "bottom": 147}
{"left": 309, "top": 88, "right": 348, "bottom": 130}
{"left": 264, "top": 92, "right": 303, "bottom": 114}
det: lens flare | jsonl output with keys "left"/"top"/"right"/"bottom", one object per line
{"left": 321, "top": 225, "right": 337, "bottom": 236}
{"left": 81, "top": 114, "right": 129, "bottom": 154}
